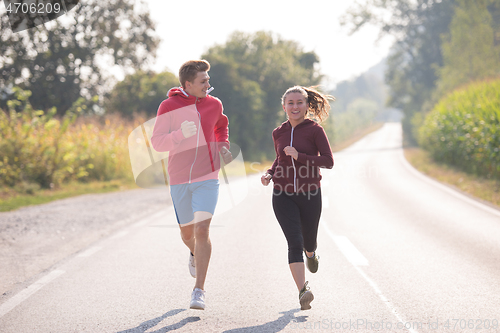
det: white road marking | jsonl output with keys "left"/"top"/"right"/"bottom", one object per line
{"left": 0, "top": 270, "right": 65, "bottom": 318}
{"left": 353, "top": 265, "right": 419, "bottom": 333}
{"left": 77, "top": 246, "right": 102, "bottom": 258}
{"left": 0, "top": 207, "right": 175, "bottom": 321}
{"left": 332, "top": 235, "right": 369, "bottom": 266}
{"left": 399, "top": 150, "right": 500, "bottom": 218}
{"left": 322, "top": 220, "right": 418, "bottom": 333}
{"left": 321, "top": 222, "right": 368, "bottom": 266}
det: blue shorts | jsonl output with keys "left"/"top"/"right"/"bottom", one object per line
{"left": 170, "top": 179, "right": 219, "bottom": 225}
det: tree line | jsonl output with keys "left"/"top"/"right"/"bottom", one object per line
{"left": 0, "top": 0, "right": 390, "bottom": 164}
{"left": 104, "top": 31, "right": 322, "bottom": 161}
{"left": 3, "top": 0, "right": 498, "bottom": 174}
{"left": 1, "top": 0, "right": 324, "bottom": 162}
{"left": 1, "top": 0, "right": 160, "bottom": 115}
{"left": 342, "top": 0, "right": 500, "bottom": 146}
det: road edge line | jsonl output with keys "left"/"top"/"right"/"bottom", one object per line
{"left": 0, "top": 270, "right": 65, "bottom": 319}
{"left": 399, "top": 150, "right": 500, "bottom": 218}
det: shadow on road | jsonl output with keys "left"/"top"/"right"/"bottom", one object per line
{"left": 223, "top": 308, "right": 306, "bottom": 333}
{"left": 116, "top": 309, "right": 200, "bottom": 333}
{"left": 117, "top": 308, "right": 305, "bottom": 332}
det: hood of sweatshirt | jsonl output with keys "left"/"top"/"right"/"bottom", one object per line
{"left": 168, "top": 87, "right": 191, "bottom": 99}
{"left": 167, "top": 87, "right": 214, "bottom": 102}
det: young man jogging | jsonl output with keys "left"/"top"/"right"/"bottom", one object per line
{"left": 151, "top": 60, "right": 231, "bottom": 310}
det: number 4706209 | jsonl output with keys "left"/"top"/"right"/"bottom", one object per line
{"left": 5, "top": 1, "right": 61, "bottom": 15}
{"left": 443, "top": 319, "right": 498, "bottom": 330}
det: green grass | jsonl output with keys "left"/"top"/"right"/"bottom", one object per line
{"left": 0, "top": 179, "right": 138, "bottom": 212}
{"left": 404, "top": 147, "right": 500, "bottom": 207}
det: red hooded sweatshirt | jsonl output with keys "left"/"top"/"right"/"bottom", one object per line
{"left": 267, "top": 119, "right": 333, "bottom": 193}
{"left": 151, "top": 87, "right": 229, "bottom": 185}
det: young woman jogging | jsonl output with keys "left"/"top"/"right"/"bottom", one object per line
{"left": 261, "top": 86, "right": 334, "bottom": 310}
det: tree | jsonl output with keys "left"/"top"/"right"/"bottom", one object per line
{"left": 328, "top": 59, "right": 396, "bottom": 144}
{"left": 105, "top": 70, "right": 179, "bottom": 117}
{"left": 202, "top": 31, "right": 322, "bottom": 160}
{"left": 436, "top": 0, "right": 500, "bottom": 95}
{"left": 341, "top": 0, "right": 456, "bottom": 144}
{"left": 205, "top": 60, "right": 266, "bottom": 161}
{"left": 332, "top": 71, "right": 387, "bottom": 113}
{"left": 0, "top": 0, "right": 159, "bottom": 115}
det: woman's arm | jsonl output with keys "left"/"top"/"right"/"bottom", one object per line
{"left": 295, "top": 127, "right": 333, "bottom": 168}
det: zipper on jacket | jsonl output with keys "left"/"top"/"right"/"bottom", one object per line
{"left": 290, "top": 126, "right": 297, "bottom": 192}
{"left": 189, "top": 99, "right": 202, "bottom": 183}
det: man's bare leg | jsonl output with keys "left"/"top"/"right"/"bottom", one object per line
{"left": 179, "top": 223, "right": 195, "bottom": 254}
{"left": 193, "top": 212, "right": 212, "bottom": 290}
{"left": 179, "top": 212, "right": 213, "bottom": 290}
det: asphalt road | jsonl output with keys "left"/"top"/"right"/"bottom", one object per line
{"left": 1, "top": 122, "right": 499, "bottom": 333}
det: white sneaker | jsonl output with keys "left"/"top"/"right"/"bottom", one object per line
{"left": 190, "top": 288, "right": 205, "bottom": 310}
{"left": 189, "top": 252, "right": 196, "bottom": 278}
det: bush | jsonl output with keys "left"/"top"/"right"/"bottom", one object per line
{"left": 418, "top": 79, "right": 500, "bottom": 179}
{"left": 0, "top": 88, "right": 141, "bottom": 189}
{"left": 68, "top": 114, "right": 140, "bottom": 183}
{"left": 0, "top": 88, "right": 79, "bottom": 188}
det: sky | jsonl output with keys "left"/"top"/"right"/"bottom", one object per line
{"left": 142, "top": 0, "right": 394, "bottom": 89}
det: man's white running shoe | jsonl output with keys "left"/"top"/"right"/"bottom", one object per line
{"left": 190, "top": 288, "right": 205, "bottom": 310}
{"left": 189, "top": 252, "right": 196, "bottom": 278}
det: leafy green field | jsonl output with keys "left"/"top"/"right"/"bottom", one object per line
{"left": 418, "top": 79, "right": 500, "bottom": 180}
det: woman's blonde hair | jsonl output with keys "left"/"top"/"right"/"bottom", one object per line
{"left": 281, "top": 86, "right": 335, "bottom": 123}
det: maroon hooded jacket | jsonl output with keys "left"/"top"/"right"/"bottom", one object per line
{"left": 267, "top": 119, "right": 333, "bottom": 193}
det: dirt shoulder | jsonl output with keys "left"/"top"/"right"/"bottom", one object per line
{"left": 0, "top": 187, "right": 171, "bottom": 297}
{"left": 404, "top": 147, "right": 500, "bottom": 208}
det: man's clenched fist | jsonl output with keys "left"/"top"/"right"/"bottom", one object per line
{"left": 181, "top": 120, "right": 197, "bottom": 139}
{"left": 220, "top": 146, "right": 232, "bottom": 164}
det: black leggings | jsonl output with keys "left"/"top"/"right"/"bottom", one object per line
{"left": 272, "top": 188, "right": 322, "bottom": 264}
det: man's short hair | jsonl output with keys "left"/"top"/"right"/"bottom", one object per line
{"left": 179, "top": 60, "right": 210, "bottom": 89}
